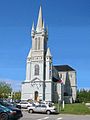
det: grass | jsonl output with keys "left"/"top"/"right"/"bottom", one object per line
{"left": 56, "top": 103, "right": 90, "bottom": 115}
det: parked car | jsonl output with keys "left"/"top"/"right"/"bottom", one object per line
{"left": 0, "top": 107, "right": 9, "bottom": 120}
{"left": 39, "top": 101, "right": 54, "bottom": 107}
{"left": 28, "top": 103, "right": 57, "bottom": 115}
{"left": 0, "top": 99, "right": 21, "bottom": 109}
{"left": 9, "top": 102, "right": 21, "bottom": 109}
{"left": 0, "top": 101, "right": 23, "bottom": 119}
{"left": 17, "top": 101, "right": 33, "bottom": 108}
{"left": 0, "top": 104, "right": 16, "bottom": 120}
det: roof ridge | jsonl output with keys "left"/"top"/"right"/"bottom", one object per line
{"left": 54, "top": 65, "right": 75, "bottom": 71}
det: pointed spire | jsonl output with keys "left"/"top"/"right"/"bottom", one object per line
{"left": 32, "top": 22, "right": 34, "bottom": 31}
{"left": 36, "top": 6, "right": 43, "bottom": 32}
{"left": 42, "top": 21, "right": 45, "bottom": 36}
{"left": 31, "top": 22, "right": 35, "bottom": 37}
{"left": 43, "top": 21, "right": 45, "bottom": 29}
{"left": 27, "top": 49, "right": 32, "bottom": 58}
{"left": 46, "top": 48, "right": 52, "bottom": 57}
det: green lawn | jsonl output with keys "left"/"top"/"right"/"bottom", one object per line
{"left": 57, "top": 103, "right": 90, "bottom": 115}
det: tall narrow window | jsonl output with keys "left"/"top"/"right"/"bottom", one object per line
{"left": 35, "top": 64, "right": 39, "bottom": 75}
{"left": 38, "top": 37, "right": 40, "bottom": 50}
{"left": 35, "top": 38, "right": 37, "bottom": 50}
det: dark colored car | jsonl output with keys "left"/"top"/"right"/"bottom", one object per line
{"left": 0, "top": 108, "right": 8, "bottom": 120}
{"left": 0, "top": 104, "right": 16, "bottom": 120}
{"left": 9, "top": 102, "right": 21, "bottom": 109}
{"left": 0, "top": 101, "right": 23, "bottom": 120}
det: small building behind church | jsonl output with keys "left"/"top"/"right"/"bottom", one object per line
{"left": 21, "top": 6, "right": 77, "bottom": 103}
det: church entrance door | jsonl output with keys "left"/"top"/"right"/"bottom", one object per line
{"left": 34, "top": 91, "right": 39, "bottom": 101}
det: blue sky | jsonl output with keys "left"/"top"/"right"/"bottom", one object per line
{"left": 0, "top": 0, "right": 90, "bottom": 91}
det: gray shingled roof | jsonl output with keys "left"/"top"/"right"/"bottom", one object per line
{"left": 54, "top": 65, "right": 75, "bottom": 71}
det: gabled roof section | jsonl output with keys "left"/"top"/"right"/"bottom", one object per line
{"left": 54, "top": 65, "right": 75, "bottom": 71}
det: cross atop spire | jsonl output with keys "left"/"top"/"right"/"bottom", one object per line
{"left": 36, "top": 6, "right": 43, "bottom": 32}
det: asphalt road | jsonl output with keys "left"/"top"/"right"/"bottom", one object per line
{"left": 20, "top": 111, "right": 90, "bottom": 120}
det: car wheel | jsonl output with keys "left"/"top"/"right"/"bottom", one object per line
{"left": 0, "top": 113, "right": 8, "bottom": 120}
{"left": 46, "top": 110, "right": 51, "bottom": 115}
{"left": 29, "top": 109, "right": 33, "bottom": 113}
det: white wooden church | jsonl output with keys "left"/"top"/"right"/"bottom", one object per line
{"left": 21, "top": 6, "right": 77, "bottom": 103}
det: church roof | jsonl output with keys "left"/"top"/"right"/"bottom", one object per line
{"left": 54, "top": 65, "right": 75, "bottom": 71}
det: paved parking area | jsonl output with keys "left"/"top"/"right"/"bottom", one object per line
{"left": 20, "top": 111, "right": 90, "bottom": 120}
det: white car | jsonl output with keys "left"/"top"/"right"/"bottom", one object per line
{"left": 28, "top": 104, "right": 57, "bottom": 114}
{"left": 17, "top": 102, "right": 32, "bottom": 109}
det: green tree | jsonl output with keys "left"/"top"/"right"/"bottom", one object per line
{"left": 0, "top": 81, "right": 12, "bottom": 98}
{"left": 76, "top": 89, "right": 90, "bottom": 103}
{"left": 12, "top": 91, "right": 21, "bottom": 100}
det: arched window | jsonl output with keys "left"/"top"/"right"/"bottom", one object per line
{"left": 35, "top": 64, "right": 39, "bottom": 75}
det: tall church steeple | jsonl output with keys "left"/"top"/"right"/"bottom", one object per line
{"left": 36, "top": 6, "right": 43, "bottom": 32}
{"left": 31, "top": 6, "right": 48, "bottom": 51}
{"left": 22, "top": 5, "right": 53, "bottom": 102}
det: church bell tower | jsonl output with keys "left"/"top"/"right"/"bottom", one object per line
{"left": 22, "top": 6, "right": 53, "bottom": 101}
{"left": 26, "top": 6, "right": 48, "bottom": 82}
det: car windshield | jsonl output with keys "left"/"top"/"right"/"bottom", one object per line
{"left": 1, "top": 102, "right": 11, "bottom": 106}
